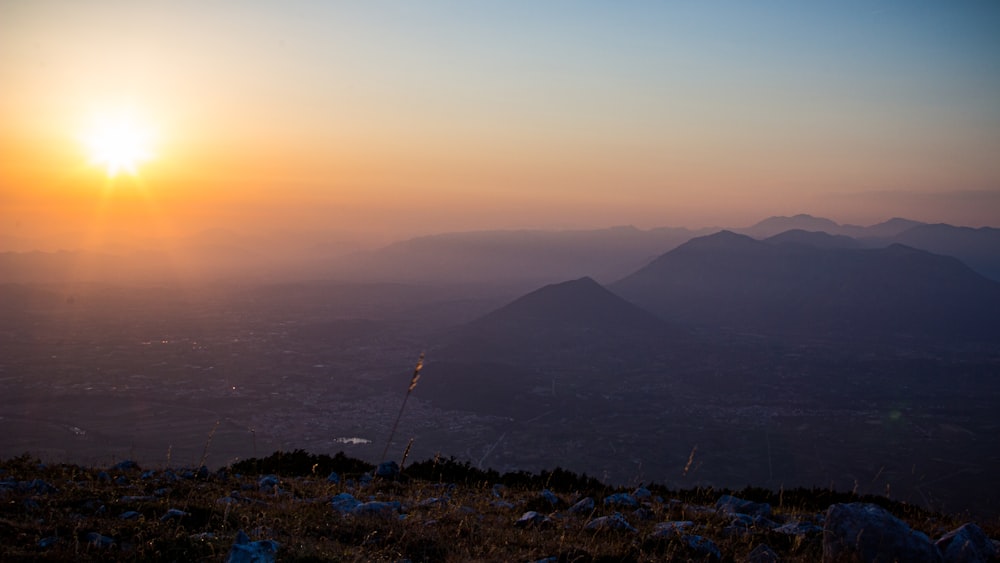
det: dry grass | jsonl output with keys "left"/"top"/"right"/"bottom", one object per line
{"left": 2, "top": 451, "right": 992, "bottom": 562}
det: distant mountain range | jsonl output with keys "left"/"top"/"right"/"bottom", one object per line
{"left": 612, "top": 230, "right": 1000, "bottom": 341}
{"left": 339, "top": 226, "right": 713, "bottom": 287}
{"left": 2, "top": 214, "right": 998, "bottom": 285}
{"left": 737, "top": 214, "right": 925, "bottom": 239}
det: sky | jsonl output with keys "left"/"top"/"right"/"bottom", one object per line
{"left": 3, "top": 1, "right": 999, "bottom": 251}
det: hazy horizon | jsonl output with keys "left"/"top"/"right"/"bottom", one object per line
{"left": 3, "top": 1, "right": 1000, "bottom": 252}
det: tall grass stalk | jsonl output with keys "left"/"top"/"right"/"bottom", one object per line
{"left": 380, "top": 353, "right": 424, "bottom": 463}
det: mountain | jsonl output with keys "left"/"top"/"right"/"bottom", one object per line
{"left": 436, "top": 276, "right": 679, "bottom": 363}
{"left": 338, "top": 226, "right": 713, "bottom": 288}
{"left": 611, "top": 231, "right": 1000, "bottom": 342}
{"left": 887, "top": 223, "right": 1000, "bottom": 281}
{"left": 861, "top": 217, "right": 927, "bottom": 239}
{"left": 740, "top": 214, "right": 931, "bottom": 240}
{"left": 417, "top": 277, "right": 685, "bottom": 416}
{"left": 740, "top": 214, "right": 847, "bottom": 238}
{"left": 764, "top": 229, "right": 860, "bottom": 249}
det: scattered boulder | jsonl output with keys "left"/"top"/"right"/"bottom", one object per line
{"left": 604, "top": 492, "right": 639, "bottom": 508}
{"left": 650, "top": 520, "right": 695, "bottom": 538}
{"left": 515, "top": 511, "right": 552, "bottom": 528}
{"left": 935, "top": 523, "right": 998, "bottom": 563}
{"left": 568, "top": 497, "right": 595, "bottom": 515}
{"left": 585, "top": 513, "right": 637, "bottom": 533}
{"left": 352, "top": 501, "right": 402, "bottom": 517}
{"left": 682, "top": 534, "right": 722, "bottom": 561}
{"left": 716, "top": 494, "right": 771, "bottom": 518}
{"left": 226, "top": 529, "right": 279, "bottom": 563}
{"left": 257, "top": 475, "right": 279, "bottom": 491}
{"left": 120, "top": 495, "right": 155, "bottom": 503}
{"left": 111, "top": 460, "right": 138, "bottom": 471}
{"left": 326, "top": 471, "right": 340, "bottom": 484}
{"left": 331, "top": 492, "right": 361, "bottom": 514}
{"left": 633, "top": 486, "right": 652, "bottom": 500}
{"left": 540, "top": 489, "right": 561, "bottom": 506}
{"left": 823, "top": 502, "right": 941, "bottom": 563}
{"left": 375, "top": 461, "right": 400, "bottom": 479}
{"left": 160, "top": 508, "right": 189, "bottom": 522}
{"left": 774, "top": 520, "right": 823, "bottom": 536}
{"left": 119, "top": 511, "right": 142, "bottom": 520}
{"left": 86, "top": 532, "right": 115, "bottom": 549}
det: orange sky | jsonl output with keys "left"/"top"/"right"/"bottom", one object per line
{"left": 3, "top": 2, "right": 999, "bottom": 252}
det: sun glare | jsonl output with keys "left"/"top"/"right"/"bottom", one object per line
{"left": 82, "top": 111, "right": 155, "bottom": 177}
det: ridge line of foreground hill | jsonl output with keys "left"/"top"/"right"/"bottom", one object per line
{"left": 2, "top": 450, "right": 998, "bottom": 562}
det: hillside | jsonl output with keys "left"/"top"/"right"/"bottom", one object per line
{"left": 612, "top": 231, "right": 1000, "bottom": 342}
{"left": 1, "top": 451, "right": 996, "bottom": 562}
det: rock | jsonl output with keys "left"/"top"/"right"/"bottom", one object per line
{"left": 38, "top": 536, "right": 59, "bottom": 549}
{"left": 111, "top": 460, "right": 139, "bottom": 471}
{"left": 258, "top": 475, "right": 279, "bottom": 491}
{"left": 682, "top": 534, "right": 722, "bottom": 561}
{"left": 86, "top": 532, "right": 115, "bottom": 549}
{"left": 375, "top": 461, "right": 400, "bottom": 479}
{"left": 160, "top": 508, "right": 189, "bottom": 522}
{"left": 331, "top": 492, "right": 361, "bottom": 514}
{"left": 492, "top": 500, "right": 516, "bottom": 510}
{"left": 492, "top": 484, "right": 506, "bottom": 498}
{"left": 326, "top": 471, "right": 340, "bottom": 484}
{"left": 823, "top": 502, "right": 941, "bottom": 563}
{"left": 226, "top": 529, "right": 279, "bottom": 563}
{"left": 515, "top": 511, "right": 552, "bottom": 528}
{"left": 650, "top": 520, "right": 695, "bottom": 538}
{"left": 774, "top": 520, "right": 823, "bottom": 536}
{"left": 351, "top": 501, "right": 402, "bottom": 517}
{"left": 585, "top": 513, "right": 637, "bottom": 533}
{"left": 119, "top": 511, "right": 142, "bottom": 520}
{"left": 540, "top": 489, "right": 560, "bottom": 506}
{"left": 603, "top": 493, "right": 639, "bottom": 508}
{"left": 26, "top": 479, "right": 59, "bottom": 495}
{"left": 716, "top": 494, "right": 771, "bottom": 518}
{"left": 936, "top": 523, "right": 998, "bottom": 563}
{"left": 682, "top": 504, "right": 719, "bottom": 519}
{"left": 568, "top": 497, "right": 595, "bottom": 515}
{"left": 632, "top": 507, "right": 656, "bottom": 521}
{"left": 745, "top": 543, "right": 781, "bottom": 563}
{"left": 97, "top": 471, "right": 111, "bottom": 483}
{"left": 633, "top": 486, "right": 652, "bottom": 499}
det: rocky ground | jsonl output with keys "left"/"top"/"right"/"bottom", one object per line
{"left": 1, "top": 451, "right": 997, "bottom": 562}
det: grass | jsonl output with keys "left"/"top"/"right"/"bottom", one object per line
{"left": 1, "top": 450, "right": 993, "bottom": 562}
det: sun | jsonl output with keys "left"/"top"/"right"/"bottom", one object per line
{"left": 82, "top": 111, "right": 155, "bottom": 177}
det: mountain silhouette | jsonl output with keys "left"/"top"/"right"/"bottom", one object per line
{"left": 887, "top": 223, "right": 1000, "bottom": 281}
{"left": 611, "top": 231, "right": 1000, "bottom": 342}
{"left": 418, "top": 277, "right": 685, "bottom": 416}
{"left": 339, "top": 226, "right": 710, "bottom": 288}
{"left": 438, "top": 276, "right": 679, "bottom": 363}
{"left": 765, "top": 229, "right": 861, "bottom": 249}
{"left": 741, "top": 214, "right": 846, "bottom": 238}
